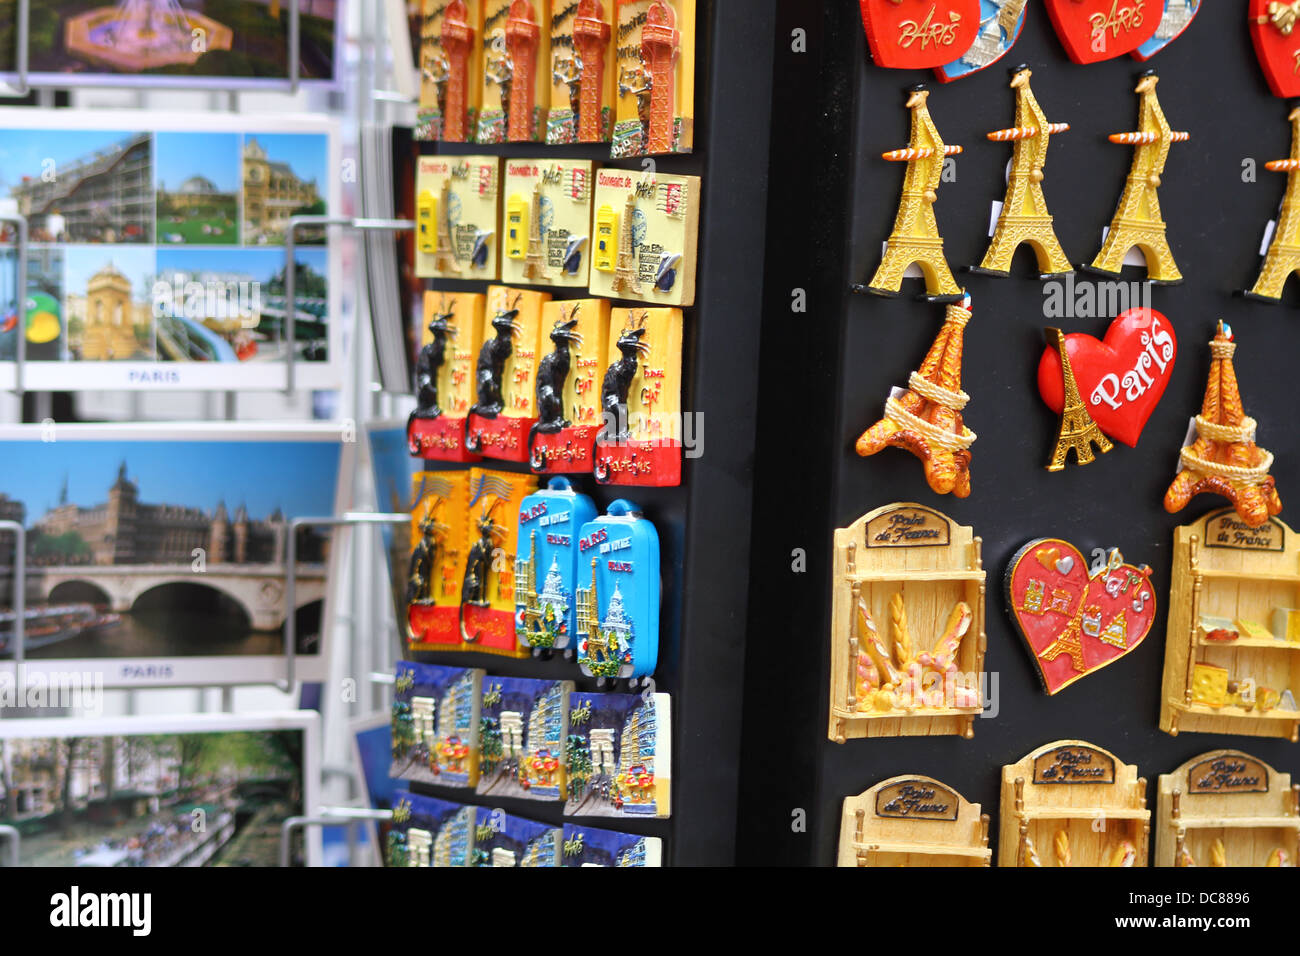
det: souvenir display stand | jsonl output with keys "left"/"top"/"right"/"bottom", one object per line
{"left": 1160, "top": 511, "right": 1300, "bottom": 741}
{"left": 739, "top": 2, "right": 1300, "bottom": 866}
{"left": 1156, "top": 749, "right": 1300, "bottom": 867}
{"left": 836, "top": 775, "right": 991, "bottom": 867}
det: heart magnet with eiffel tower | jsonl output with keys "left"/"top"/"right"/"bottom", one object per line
{"left": 1006, "top": 539, "right": 1156, "bottom": 695}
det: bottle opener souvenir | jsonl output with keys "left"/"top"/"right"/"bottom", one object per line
{"left": 973, "top": 65, "right": 1072, "bottom": 278}
{"left": 565, "top": 691, "right": 672, "bottom": 818}
{"left": 576, "top": 500, "right": 660, "bottom": 682}
{"left": 1133, "top": 1, "right": 1199, "bottom": 61}
{"left": 415, "top": 0, "right": 483, "bottom": 142}
{"left": 415, "top": 155, "right": 502, "bottom": 279}
{"left": 588, "top": 168, "right": 701, "bottom": 306}
{"left": 1006, "top": 540, "right": 1156, "bottom": 695}
{"left": 465, "top": 285, "right": 551, "bottom": 462}
{"left": 999, "top": 742, "right": 1150, "bottom": 867}
{"left": 837, "top": 776, "right": 991, "bottom": 867}
{"left": 409, "top": 292, "right": 485, "bottom": 463}
{"left": 1246, "top": 108, "right": 1300, "bottom": 303}
{"left": 529, "top": 299, "right": 611, "bottom": 474}
{"left": 1251, "top": 0, "right": 1300, "bottom": 98}
{"left": 391, "top": 661, "right": 484, "bottom": 788}
{"left": 502, "top": 160, "right": 595, "bottom": 287}
{"left": 1165, "top": 323, "right": 1282, "bottom": 529}
{"left": 476, "top": 677, "right": 574, "bottom": 801}
{"left": 473, "top": 809, "right": 561, "bottom": 866}
{"left": 861, "top": 85, "right": 964, "bottom": 301}
{"left": 1044, "top": 0, "right": 1159, "bottom": 63}
{"left": 612, "top": 0, "right": 696, "bottom": 157}
{"left": 935, "top": 0, "right": 1029, "bottom": 83}
{"left": 406, "top": 470, "right": 471, "bottom": 649}
{"left": 857, "top": 0, "right": 981, "bottom": 71}
{"left": 857, "top": 298, "right": 975, "bottom": 497}
{"left": 514, "top": 476, "right": 599, "bottom": 652}
{"left": 549, "top": 0, "right": 616, "bottom": 144}
{"left": 388, "top": 792, "right": 477, "bottom": 867}
{"left": 1038, "top": 307, "right": 1176, "bottom": 457}
{"left": 594, "top": 308, "right": 683, "bottom": 488}
{"left": 457, "top": 467, "right": 537, "bottom": 656}
{"left": 561, "top": 823, "right": 662, "bottom": 866}
{"left": 1087, "top": 71, "right": 1188, "bottom": 283}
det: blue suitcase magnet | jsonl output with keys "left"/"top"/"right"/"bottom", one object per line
{"left": 575, "top": 500, "right": 660, "bottom": 680}
{"left": 514, "top": 477, "right": 598, "bottom": 650}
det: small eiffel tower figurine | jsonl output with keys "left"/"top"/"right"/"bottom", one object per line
{"left": 973, "top": 65, "right": 1072, "bottom": 278}
{"left": 861, "top": 85, "right": 964, "bottom": 301}
{"left": 1165, "top": 322, "right": 1282, "bottom": 529}
{"left": 1044, "top": 327, "right": 1113, "bottom": 472}
{"left": 1039, "top": 615, "right": 1087, "bottom": 673}
{"left": 434, "top": 179, "right": 461, "bottom": 274}
{"left": 1088, "top": 71, "right": 1188, "bottom": 283}
{"left": 1246, "top": 107, "right": 1300, "bottom": 303}
{"left": 856, "top": 296, "right": 976, "bottom": 496}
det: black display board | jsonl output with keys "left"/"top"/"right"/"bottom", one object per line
{"left": 408, "top": 0, "right": 775, "bottom": 867}
{"left": 741, "top": 1, "right": 1300, "bottom": 866}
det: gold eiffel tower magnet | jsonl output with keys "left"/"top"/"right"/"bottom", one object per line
{"left": 1245, "top": 107, "right": 1300, "bottom": 303}
{"left": 1044, "top": 327, "right": 1112, "bottom": 471}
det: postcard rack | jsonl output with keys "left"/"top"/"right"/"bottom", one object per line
{"left": 1159, "top": 509, "right": 1300, "bottom": 741}
{"left": 828, "top": 503, "right": 986, "bottom": 742}
{"left": 1156, "top": 749, "right": 1299, "bottom": 867}
{"left": 999, "top": 740, "right": 1150, "bottom": 868}
{"left": 837, "top": 775, "right": 990, "bottom": 867}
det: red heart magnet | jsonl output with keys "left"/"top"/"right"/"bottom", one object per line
{"left": 1044, "top": 0, "right": 1160, "bottom": 64}
{"left": 1037, "top": 307, "right": 1177, "bottom": 448}
{"left": 1006, "top": 540, "right": 1156, "bottom": 695}
{"left": 1250, "top": 0, "right": 1300, "bottom": 98}
{"left": 858, "top": 0, "right": 982, "bottom": 70}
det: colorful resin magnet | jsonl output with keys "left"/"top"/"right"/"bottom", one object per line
{"left": 862, "top": 85, "right": 964, "bottom": 301}
{"left": 1246, "top": 108, "right": 1300, "bottom": 303}
{"left": 477, "top": 676, "right": 574, "bottom": 800}
{"left": 576, "top": 500, "right": 660, "bottom": 682}
{"left": 391, "top": 661, "right": 483, "bottom": 788}
{"left": 528, "top": 300, "right": 611, "bottom": 475}
{"left": 459, "top": 467, "right": 538, "bottom": 656}
{"left": 406, "top": 470, "right": 471, "bottom": 650}
{"left": 1045, "top": 0, "right": 1159, "bottom": 63}
{"left": 415, "top": 0, "right": 483, "bottom": 142}
{"left": 476, "top": 0, "right": 551, "bottom": 143}
{"left": 973, "top": 65, "right": 1072, "bottom": 278}
{"left": 1165, "top": 323, "right": 1282, "bottom": 529}
{"left": 612, "top": 0, "right": 696, "bottom": 157}
{"left": 1088, "top": 71, "right": 1188, "bottom": 283}
{"left": 549, "top": 0, "right": 616, "bottom": 144}
{"left": 565, "top": 691, "right": 672, "bottom": 818}
{"left": 594, "top": 308, "right": 684, "bottom": 487}
{"left": 415, "top": 155, "right": 502, "bottom": 279}
{"left": 1037, "top": 307, "right": 1176, "bottom": 449}
{"left": 858, "top": 0, "right": 982, "bottom": 70}
{"left": 502, "top": 160, "right": 595, "bottom": 287}
{"left": 1251, "top": 0, "right": 1300, "bottom": 98}
{"left": 388, "top": 792, "right": 477, "bottom": 867}
{"left": 1042, "top": 327, "right": 1113, "bottom": 470}
{"left": 472, "top": 809, "right": 561, "bottom": 866}
{"left": 936, "top": 0, "right": 1029, "bottom": 83}
{"left": 409, "top": 292, "right": 485, "bottom": 463}
{"left": 514, "top": 476, "right": 599, "bottom": 651}
{"left": 1006, "top": 539, "right": 1156, "bottom": 695}
{"left": 1133, "top": 0, "right": 1199, "bottom": 60}
{"left": 857, "top": 298, "right": 975, "bottom": 497}
{"left": 561, "top": 823, "right": 662, "bottom": 866}
{"left": 465, "top": 285, "right": 551, "bottom": 462}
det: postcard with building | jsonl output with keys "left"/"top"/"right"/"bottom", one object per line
{"left": 0, "top": 110, "right": 340, "bottom": 391}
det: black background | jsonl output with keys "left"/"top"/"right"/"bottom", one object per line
{"left": 741, "top": 1, "right": 1300, "bottom": 866}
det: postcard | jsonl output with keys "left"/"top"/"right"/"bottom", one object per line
{"left": 0, "top": 421, "right": 350, "bottom": 688}
{"left": 0, "top": 711, "right": 321, "bottom": 866}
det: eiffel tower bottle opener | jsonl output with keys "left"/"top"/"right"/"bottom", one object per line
{"left": 860, "top": 85, "right": 964, "bottom": 301}
{"left": 1006, "top": 540, "right": 1156, "bottom": 695}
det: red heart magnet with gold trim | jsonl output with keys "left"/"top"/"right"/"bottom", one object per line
{"left": 1044, "top": 0, "right": 1160, "bottom": 64}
